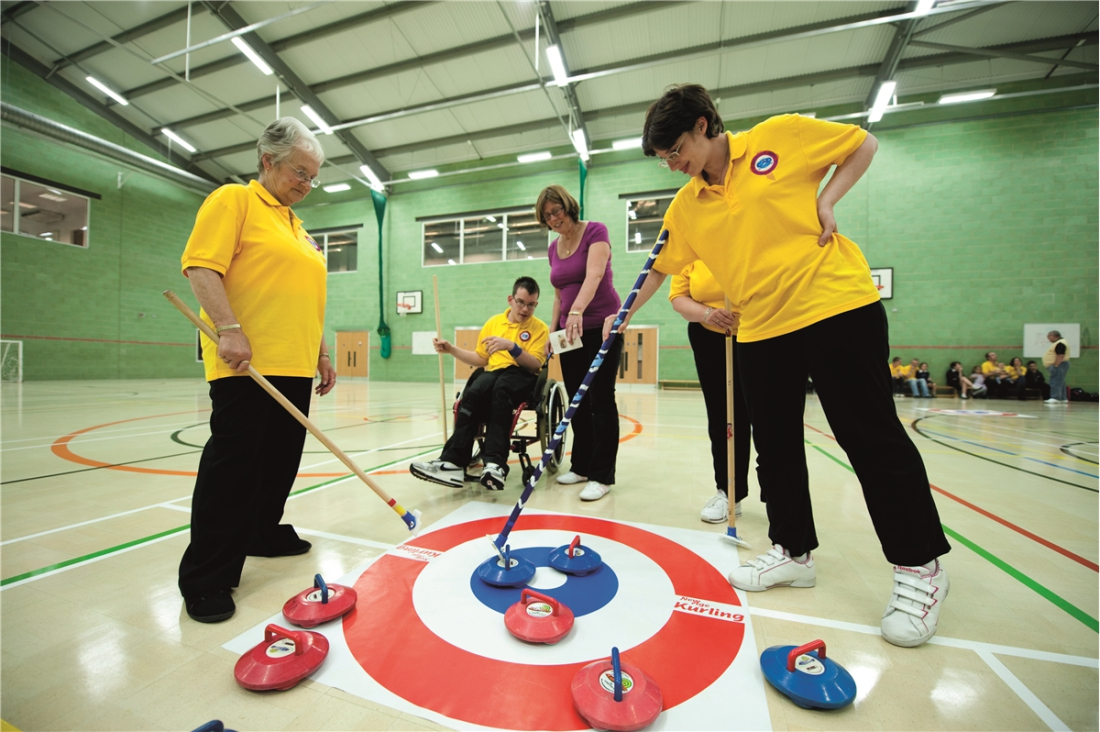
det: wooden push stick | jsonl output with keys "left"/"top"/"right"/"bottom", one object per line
{"left": 163, "top": 290, "right": 420, "bottom": 532}
{"left": 723, "top": 296, "right": 749, "bottom": 548}
{"left": 432, "top": 275, "right": 448, "bottom": 442}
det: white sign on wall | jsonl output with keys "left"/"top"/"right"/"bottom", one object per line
{"left": 1023, "top": 323, "right": 1080, "bottom": 358}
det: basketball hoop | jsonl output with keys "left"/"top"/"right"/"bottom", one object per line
{"left": 397, "top": 302, "right": 413, "bottom": 317}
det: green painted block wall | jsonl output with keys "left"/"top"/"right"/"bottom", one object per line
{"left": 3, "top": 58, "right": 1097, "bottom": 389}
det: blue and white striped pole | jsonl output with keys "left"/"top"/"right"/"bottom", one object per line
{"left": 493, "top": 230, "right": 669, "bottom": 549}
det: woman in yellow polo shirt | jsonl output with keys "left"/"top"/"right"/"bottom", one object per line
{"left": 669, "top": 261, "right": 753, "bottom": 523}
{"left": 177, "top": 117, "right": 336, "bottom": 623}
{"left": 612, "top": 84, "right": 950, "bottom": 649}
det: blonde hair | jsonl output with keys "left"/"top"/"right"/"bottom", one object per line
{"left": 534, "top": 184, "right": 580, "bottom": 226}
{"left": 256, "top": 117, "right": 325, "bottom": 174}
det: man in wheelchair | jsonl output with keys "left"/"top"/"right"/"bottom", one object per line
{"left": 411, "top": 276, "right": 549, "bottom": 490}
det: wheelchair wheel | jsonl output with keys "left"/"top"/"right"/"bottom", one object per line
{"left": 539, "top": 380, "right": 568, "bottom": 473}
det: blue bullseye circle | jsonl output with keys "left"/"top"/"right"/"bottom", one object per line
{"left": 469, "top": 546, "right": 618, "bottom": 617}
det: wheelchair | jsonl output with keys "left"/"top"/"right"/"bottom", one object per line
{"left": 455, "top": 364, "right": 569, "bottom": 485}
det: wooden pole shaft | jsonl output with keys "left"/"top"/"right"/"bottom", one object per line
{"left": 725, "top": 296, "right": 738, "bottom": 530}
{"left": 432, "top": 275, "right": 449, "bottom": 442}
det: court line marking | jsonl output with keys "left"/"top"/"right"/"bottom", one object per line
{"left": 802, "top": 435, "right": 1099, "bottom": 630}
{"left": 977, "top": 650, "right": 1069, "bottom": 732}
{"left": 918, "top": 426, "right": 1099, "bottom": 478}
{"left": 295, "top": 528, "right": 394, "bottom": 551}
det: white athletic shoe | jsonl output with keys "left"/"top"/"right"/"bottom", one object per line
{"left": 700, "top": 491, "right": 728, "bottom": 523}
{"left": 556, "top": 471, "right": 587, "bottom": 485}
{"left": 410, "top": 459, "right": 464, "bottom": 488}
{"left": 728, "top": 545, "right": 816, "bottom": 592}
{"left": 881, "top": 560, "right": 949, "bottom": 648}
{"left": 578, "top": 481, "right": 610, "bottom": 501}
{"left": 479, "top": 462, "right": 506, "bottom": 491}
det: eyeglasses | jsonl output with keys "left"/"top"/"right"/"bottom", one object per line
{"left": 543, "top": 205, "right": 565, "bottom": 223}
{"left": 657, "top": 132, "right": 688, "bottom": 169}
{"left": 288, "top": 164, "right": 321, "bottom": 188}
{"left": 513, "top": 296, "right": 538, "bottom": 310}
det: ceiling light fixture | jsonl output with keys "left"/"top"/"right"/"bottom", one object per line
{"left": 408, "top": 169, "right": 439, "bottom": 180}
{"left": 914, "top": 0, "right": 936, "bottom": 15}
{"left": 545, "top": 45, "right": 569, "bottom": 86}
{"left": 571, "top": 129, "right": 590, "bottom": 161}
{"left": 431, "top": 242, "right": 444, "bottom": 254}
{"left": 486, "top": 215, "right": 497, "bottom": 222}
{"left": 517, "top": 151, "right": 553, "bottom": 163}
{"left": 867, "top": 80, "right": 897, "bottom": 123}
{"left": 359, "top": 165, "right": 385, "bottom": 191}
{"left": 231, "top": 37, "right": 274, "bottom": 75}
{"left": 161, "top": 127, "right": 197, "bottom": 153}
{"left": 938, "top": 89, "right": 996, "bottom": 104}
{"left": 612, "top": 137, "right": 642, "bottom": 151}
{"left": 323, "top": 183, "right": 351, "bottom": 193}
{"left": 300, "top": 105, "right": 333, "bottom": 135}
{"left": 447, "top": 258, "right": 456, "bottom": 265}
{"left": 515, "top": 241, "right": 526, "bottom": 250}
{"left": 86, "top": 76, "right": 129, "bottom": 106}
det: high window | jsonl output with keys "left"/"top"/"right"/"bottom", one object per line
{"left": 310, "top": 226, "right": 360, "bottom": 273}
{"left": 422, "top": 209, "right": 550, "bottom": 267}
{"left": 1, "top": 171, "right": 93, "bottom": 247}
{"left": 622, "top": 190, "right": 678, "bottom": 252}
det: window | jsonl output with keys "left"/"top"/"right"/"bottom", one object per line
{"left": 1, "top": 172, "right": 91, "bottom": 247}
{"left": 625, "top": 196, "right": 673, "bottom": 252}
{"left": 310, "top": 226, "right": 360, "bottom": 273}
{"left": 421, "top": 209, "right": 550, "bottom": 267}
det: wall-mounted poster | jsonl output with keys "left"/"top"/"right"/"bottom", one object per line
{"left": 870, "top": 268, "right": 893, "bottom": 300}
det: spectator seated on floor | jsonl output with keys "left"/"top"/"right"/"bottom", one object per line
{"left": 890, "top": 357, "right": 912, "bottom": 396}
{"left": 916, "top": 362, "right": 936, "bottom": 398}
{"left": 946, "top": 361, "right": 984, "bottom": 399}
{"left": 969, "top": 365, "right": 988, "bottom": 396}
{"left": 981, "top": 351, "right": 1007, "bottom": 398}
{"left": 907, "top": 357, "right": 931, "bottom": 398}
{"left": 1020, "top": 360, "right": 1049, "bottom": 400}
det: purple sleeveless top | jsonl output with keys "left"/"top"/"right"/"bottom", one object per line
{"left": 548, "top": 221, "right": 621, "bottom": 331}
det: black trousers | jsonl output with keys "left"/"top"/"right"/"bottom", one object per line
{"left": 178, "top": 375, "right": 311, "bottom": 599}
{"left": 441, "top": 366, "right": 537, "bottom": 474}
{"left": 559, "top": 328, "right": 623, "bottom": 485}
{"left": 688, "top": 323, "right": 751, "bottom": 502}
{"left": 736, "top": 303, "right": 951, "bottom": 567}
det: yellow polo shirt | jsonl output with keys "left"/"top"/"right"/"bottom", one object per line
{"left": 1043, "top": 339, "right": 1070, "bottom": 367}
{"left": 476, "top": 310, "right": 549, "bottom": 372}
{"left": 654, "top": 116, "right": 880, "bottom": 342}
{"left": 891, "top": 363, "right": 912, "bottom": 379}
{"left": 182, "top": 180, "right": 327, "bottom": 381}
{"left": 669, "top": 261, "right": 740, "bottom": 335}
{"left": 980, "top": 360, "right": 1002, "bottom": 377}
{"left": 1004, "top": 365, "right": 1025, "bottom": 379}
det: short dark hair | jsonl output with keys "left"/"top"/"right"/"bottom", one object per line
{"left": 1049, "top": 330, "right": 1062, "bottom": 338}
{"left": 642, "top": 84, "right": 725, "bottom": 157}
{"left": 950, "top": 361, "right": 961, "bottom": 369}
{"left": 513, "top": 276, "right": 539, "bottom": 297}
{"left": 891, "top": 357, "right": 901, "bottom": 363}
{"left": 985, "top": 352, "right": 996, "bottom": 360}
{"left": 1027, "top": 360, "right": 1037, "bottom": 366}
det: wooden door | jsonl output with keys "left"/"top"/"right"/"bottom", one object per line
{"left": 616, "top": 326, "right": 658, "bottom": 385}
{"left": 336, "top": 330, "right": 369, "bottom": 377}
{"left": 454, "top": 327, "right": 482, "bottom": 381}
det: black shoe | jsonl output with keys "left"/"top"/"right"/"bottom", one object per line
{"left": 247, "top": 538, "right": 312, "bottom": 557}
{"left": 186, "top": 589, "right": 235, "bottom": 623}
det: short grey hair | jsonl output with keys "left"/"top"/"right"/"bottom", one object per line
{"left": 1049, "top": 330, "right": 1062, "bottom": 338}
{"left": 256, "top": 116, "right": 325, "bottom": 174}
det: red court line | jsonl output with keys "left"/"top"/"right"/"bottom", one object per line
{"left": 1, "top": 333, "right": 192, "bottom": 347}
{"left": 804, "top": 422, "right": 1099, "bottom": 573}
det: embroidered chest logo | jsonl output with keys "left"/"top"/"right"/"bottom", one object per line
{"left": 519, "top": 331, "right": 531, "bottom": 342}
{"left": 750, "top": 151, "right": 779, "bottom": 179}
{"left": 305, "top": 235, "right": 322, "bottom": 252}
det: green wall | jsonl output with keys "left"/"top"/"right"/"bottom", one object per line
{"left": 3, "top": 57, "right": 1097, "bottom": 388}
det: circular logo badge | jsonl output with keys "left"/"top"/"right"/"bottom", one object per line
{"left": 526, "top": 602, "right": 553, "bottom": 618}
{"left": 267, "top": 638, "right": 296, "bottom": 657}
{"left": 305, "top": 590, "right": 325, "bottom": 603}
{"left": 520, "top": 331, "right": 531, "bottom": 342}
{"left": 751, "top": 151, "right": 779, "bottom": 175}
{"left": 794, "top": 654, "right": 825, "bottom": 676}
{"left": 599, "top": 669, "right": 634, "bottom": 694}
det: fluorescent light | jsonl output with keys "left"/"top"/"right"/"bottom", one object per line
{"left": 527, "top": 255, "right": 533, "bottom": 260}
{"left": 497, "top": 223, "right": 506, "bottom": 229}
{"left": 515, "top": 241, "right": 526, "bottom": 250}
{"left": 359, "top": 165, "right": 385, "bottom": 191}
{"left": 914, "top": 0, "right": 936, "bottom": 15}
{"left": 161, "top": 127, "right": 197, "bottom": 153}
{"left": 447, "top": 258, "right": 456, "bottom": 265}
{"left": 38, "top": 193, "right": 67, "bottom": 202}
{"left": 939, "top": 89, "right": 996, "bottom": 104}
{"left": 571, "top": 128, "right": 589, "bottom": 161}
{"left": 231, "top": 37, "right": 273, "bottom": 76}
{"left": 300, "top": 105, "right": 333, "bottom": 135}
{"left": 868, "top": 80, "right": 897, "bottom": 123}
{"left": 628, "top": 209, "right": 637, "bottom": 220}
{"left": 40, "top": 232, "right": 53, "bottom": 238}
{"left": 86, "top": 76, "right": 129, "bottom": 106}
{"left": 408, "top": 169, "right": 439, "bottom": 180}
{"left": 612, "top": 137, "right": 642, "bottom": 151}
{"left": 323, "top": 183, "right": 351, "bottom": 193}
{"left": 546, "top": 45, "right": 568, "bottom": 86}
{"left": 485, "top": 215, "right": 497, "bottom": 222}
{"left": 799, "top": 112, "right": 817, "bottom": 118}
{"left": 634, "top": 231, "right": 642, "bottom": 244}
{"left": 430, "top": 242, "right": 443, "bottom": 254}
{"left": 517, "top": 151, "right": 553, "bottom": 163}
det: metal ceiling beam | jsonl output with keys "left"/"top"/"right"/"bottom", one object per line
{"left": 909, "top": 39, "right": 1099, "bottom": 71}
{"left": 910, "top": 2, "right": 1008, "bottom": 38}
{"left": 49, "top": 5, "right": 208, "bottom": 73}
{"left": 0, "top": 2, "right": 36, "bottom": 26}
{"left": 121, "top": 1, "right": 430, "bottom": 102}
{"left": 0, "top": 40, "right": 218, "bottom": 183}
{"left": 200, "top": 1, "right": 389, "bottom": 179}
{"left": 864, "top": 0, "right": 924, "bottom": 124}
{"left": 536, "top": 0, "right": 589, "bottom": 154}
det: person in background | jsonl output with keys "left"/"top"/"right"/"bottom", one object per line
{"left": 944, "top": 362, "right": 976, "bottom": 399}
{"left": 669, "top": 260, "right": 753, "bottom": 523}
{"left": 1044, "top": 331, "right": 1071, "bottom": 404}
{"left": 969, "top": 364, "right": 987, "bottom": 395}
{"left": 916, "top": 362, "right": 936, "bottom": 398}
{"left": 908, "top": 357, "right": 931, "bottom": 398}
{"left": 981, "top": 352, "right": 1006, "bottom": 398}
{"left": 1023, "top": 360, "right": 1050, "bottom": 401}
{"left": 537, "top": 184, "right": 622, "bottom": 501}
{"left": 890, "top": 357, "right": 910, "bottom": 396}
{"left": 178, "top": 117, "right": 335, "bottom": 623}
{"left": 1003, "top": 357, "right": 1025, "bottom": 392}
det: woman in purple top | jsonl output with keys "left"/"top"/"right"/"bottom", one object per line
{"left": 536, "top": 184, "right": 622, "bottom": 502}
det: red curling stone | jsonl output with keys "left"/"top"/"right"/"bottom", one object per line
{"left": 234, "top": 624, "right": 329, "bottom": 691}
{"left": 282, "top": 574, "right": 357, "bottom": 628}
{"left": 504, "top": 589, "right": 575, "bottom": 644}
{"left": 572, "top": 647, "right": 663, "bottom": 732}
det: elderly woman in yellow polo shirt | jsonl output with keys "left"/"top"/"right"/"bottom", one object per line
{"left": 610, "top": 84, "right": 951, "bottom": 649}
{"left": 177, "top": 117, "right": 336, "bottom": 623}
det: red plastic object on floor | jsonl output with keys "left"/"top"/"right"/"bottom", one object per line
{"left": 234, "top": 624, "right": 329, "bottom": 691}
{"left": 282, "top": 574, "right": 358, "bottom": 628}
{"left": 504, "top": 588, "right": 575, "bottom": 644}
{"left": 572, "top": 647, "right": 663, "bottom": 731}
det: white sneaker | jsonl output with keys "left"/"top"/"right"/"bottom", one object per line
{"left": 410, "top": 459, "right": 465, "bottom": 488}
{"left": 479, "top": 462, "right": 506, "bottom": 491}
{"left": 728, "top": 545, "right": 816, "bottom": 592}
{"left": 556, "top": 471, "right": 587, "bottom": 485}
{"left": 700, "top": 491, "right": 728, "bottom": 523}
{"left": 881, "top": 560, "right": 949, "bottom": 648}
{"left": 578, "top": 481, "right": 610, "bottom": 501}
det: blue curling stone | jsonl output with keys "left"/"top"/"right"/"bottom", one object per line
{"left": 548, "top": 535, "right": 603, "bottom": 576}
{"left": 477, "top": 544, "right": 536, "bottom": 588}
{"left": 760, "top": 640, "right": 856, "bottom": 710}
